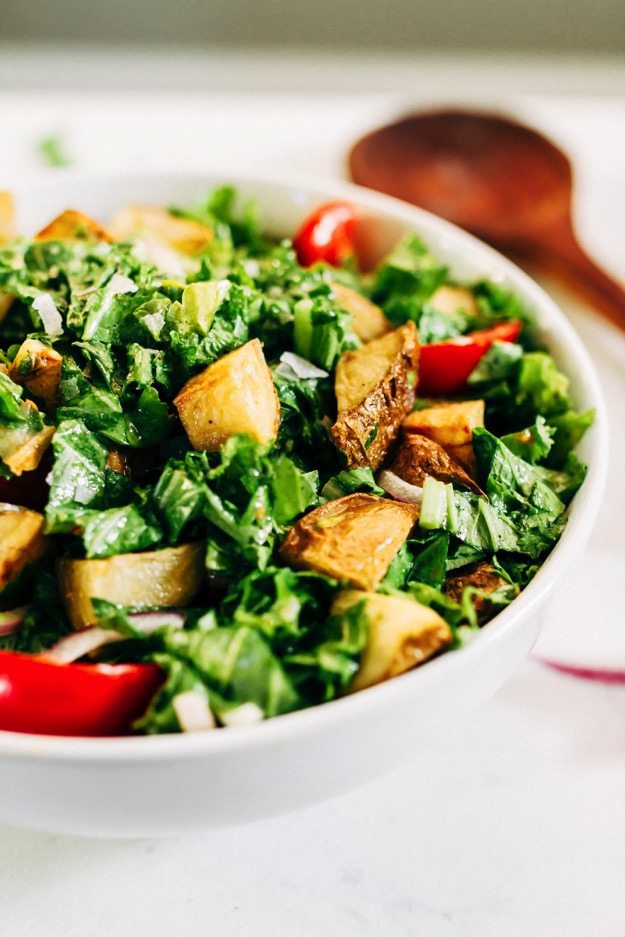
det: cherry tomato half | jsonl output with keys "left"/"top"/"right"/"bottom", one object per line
{"left": 0, "top": 651, "right": 163, "bottom": 736}
{"left": 418, "top": 320, "right": 523, "bottom": 396}
{"left": 293, "top": 201, "right": 357, "bottom": 267}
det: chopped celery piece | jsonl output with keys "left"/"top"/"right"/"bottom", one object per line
{"left": 419, "top": 477, "right": 448, "bottom": 531}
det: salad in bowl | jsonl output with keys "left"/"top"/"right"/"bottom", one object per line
{"left": 0, "top": 185, "right": 594, "bottom": 739}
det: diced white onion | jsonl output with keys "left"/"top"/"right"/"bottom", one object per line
{"left": 378, "top": 470, "right": 424, "bottom": 505}
{"left": 0, "top": 607, "right": 27, "bottom": 637}
{"left": 32, "top": 293, "right": 63, "bottom": 337}
{"left": 106, "top": 273, "right": 138, "bottom": 296}
{"left": 173, "top": 691, "right": 217, "bottom": 732}
{"left": 219, "top": 702, "right": 264, "bottom": 728}
{"left": 242, "top": 259, "right": 260, "bottom": 277}
{"left": 43, "top": 626, "right": 125, "bottom": 663}
{"left": 132, "top": 236, "right": 187, "bottom": 279}
{"left": 128, "top": 610, "right": 186, "bottom": 633}
{"left": 276, "top": 352, "right": 329, "bottom": 380}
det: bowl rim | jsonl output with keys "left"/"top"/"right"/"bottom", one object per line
{"left": 0, "top": 169, "right": 609, "bottom": 761}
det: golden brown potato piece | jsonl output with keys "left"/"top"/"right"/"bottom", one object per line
{"left": 106, "top": 449, "right": 130, "bottom": 475}
{"left": 330, "top": 282, "right": 392, "bottom": 343}
{"left": 404, "top": 400, "right": 484, "bottom": 479}
{"left": 174, "top": 339, "right": 280, "bottom": 452}
{"left": 0, "top": 194, "right": 16, "bottom": 323}
{"left": 445, "top": 443, "right": 477, "bottom": 477}
{"left": 332, "top": 589, "right": 452, "bottom": 691}
{"left": 35, "top": 209, "right": 112, "bottom": 243}
{"left": 0, "top": 424, "right": 55, "bottom": 477}
{"left": 0, "top": 192, "right": 15, "bottom": 244}
{"left": 0, "top": 293, "right": 13, "bottom": 325}
{"left": 57, "top": 542, "right": 206, "bottom": 629}
{"left": 109, "top": 205, "right": 213, "bottom": 256}
{"left": 332, "top": 322, "right": 419, "bottom": 470}
{"left": 280, "top": 493, "right": 417, "bottom": 591}
{"left": 428, "top": 285, "right": 478, "bottom": 318}
{"left": 9, "top": 339, "right": 63, "bottom": 408}
{"left": 404, "top": 400, "right": 484, "bottom": 448}
{"left": 0, "top": 505, "right": 47, "bottom": 591}
{"left": 443, "top": 562, "right": 516, "bottom": 625}
{"left": 389, "top": 432, "right": 483, "bottom": 496}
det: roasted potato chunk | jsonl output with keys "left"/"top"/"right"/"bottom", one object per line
{"left": 57, "top": 542, "right": 206, "bottom": 629}
{"left": 35, "top": 209, "right": 112, "bottom": 242}
{"left": 0, "top": 424, "right": 55, "bottom": 477}
{"left": 0, "top": 192, "right": 15, "bottom": 244}
{"left": 0, "top": 293, "right": 13, "bottom": 325}
{"left": 427, "top": 285, "right": 478, "bottom": 318}
{"left": 174, "top": 339, "right": 280, "bottom": 452}
{"left": 333, "top": 589, "right": 452, "bottom": 691}
{"left": 330, "top": 282, "right": 392, "bottom": 343}
{"left": 280, "top": 493, "right": 417, "bottom": 591}
{"left": 0, "top": 196, "right": 16, "bottom": 322}
{"left": 389, "top": 432, "right": 483, "bottom": 496}
{"left": 9, "top": 339, "right": 63, "bottom": 408}
{"left": 404, "top": 400, "right": 484, "bottom": 479}
{"left": 444, "top": 562, "right": 516, "bottom": 625}
{"left": 404, "top": 400, "right": 484, "bottom": 447}
{"left": 109, "top": 205, "right": 213, "bottom": 256}
{"left": 332, "top": 322, "right": 419, "bottom": 470}
{"left": 0, "top": 506, "right": 47, "bottom": 591}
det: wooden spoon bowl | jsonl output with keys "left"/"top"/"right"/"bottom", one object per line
{"left": 349, "top": 110, "right": 625, "bottom": 331}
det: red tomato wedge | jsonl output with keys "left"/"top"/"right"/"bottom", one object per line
{"left": 0, "top": 651, "right": 163, "bottom": 736}
{"left": 418, "top": 320, "right": 523, "bottom": 396}
{"left": 293, "top": 201, "right": 357, "bottom": 267}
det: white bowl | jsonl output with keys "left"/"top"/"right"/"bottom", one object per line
{"left": 1, "top": 172, "right": 607, "bottom": 837}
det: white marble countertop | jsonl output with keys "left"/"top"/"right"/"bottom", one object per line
{"left": 0, "top": 48, "right": 624, "bottom": 936}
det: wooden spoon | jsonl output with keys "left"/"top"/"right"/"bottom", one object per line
{"left": 349, "top": 109, "right": 625, "bottom": 331}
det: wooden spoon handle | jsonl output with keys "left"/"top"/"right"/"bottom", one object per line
{"left": 535, "top": 230, "right": 625, "bottom": 332}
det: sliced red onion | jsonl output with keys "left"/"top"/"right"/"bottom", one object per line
{"left": 128, "top": 610, "right": 186, "bottom": 633}
{"left": 173, "top": 691, "right": 217, "bottom": 732}
{"left": 536, "top": 657, "right": 625, "bottom": 685}
{"left": 32, "top": 293, "right": 63, "bottom": 337}
{"left": 378, "top": 470, "right": 423, "bottom": 505}
{"left": 43, "top": 627, "right": 125, "bottom": 664}
{"left": 42, "top": 612, "right": 186, "bottom": 663}
{"left": 276, "top": 352, "right": 329, "bottom": 380}
{"left": 0, "top": 607, "right": 27, "bottom": 637}
{"left": 219, "top": 702, "right": 264, "bottom": 728}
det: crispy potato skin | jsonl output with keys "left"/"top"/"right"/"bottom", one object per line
{"left": 427, "top": 285, "right": 478, "bottom": 318}
{"left": 9, "top": 339, "right": 63, "bottom": 408}
{"left": 0, "top": 506, "right": 47, "bottom": 590}
{"left": 332, "top": 589, "right": 452, "bottom": 691}
{"left": 404, "top": 400, "right": 484, "bottom": 448}
{"left": 280, "top": 493, "right": 417, "bottom": 591}
{"left": 443, "top": 562, "right": 514, "bottom": 625}
{"left": 332, "top": 322, "right": 419, "bottom": 470}
{"left": 108, "top": 205, "right": 213, "bottom": 256}
{"left": 35, "top": 209, "right": 112, "bottom": 243}
{"left": 174, "top": 339, "right": 280, "bottom": 452}
{"left": 389, "top": 432, "right": 484, "bottom": 496}
{"left": 404, "top": 399, "right": 484, "bottom": 480}
{"left": 330, "top": 282, "right": 392, "bottom": 343}
{"left": 57, "top": 542, "right": 206, "bottom": 629}
{"left": 446, "top": 442, "right": 478, "bottom": 477}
